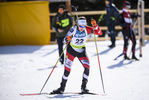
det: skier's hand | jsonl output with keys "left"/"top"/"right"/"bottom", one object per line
{"left": 138, "top": 14, "right": 141, "bottom": 17}
{"left": 67, "top": 36, "right": 72, "bottom": 41}
{"left": 65, "top": 36, "right": 72, "bottom": 44}
{"left": 91, "top": 19, "right": 97, "bottom": 27}
{"left": 58, "top": 28, "right": 64, "bottom": 33}
{"left": 136, "top": 13, "right": 141, "bottom": 17}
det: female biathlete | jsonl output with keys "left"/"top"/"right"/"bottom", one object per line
{"left": 51, "top": 16, "right": 102, "bottom": 94}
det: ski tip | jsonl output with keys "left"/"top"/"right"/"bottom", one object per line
{"left": 20, "top": 93, "right": 39, "bottom": 96}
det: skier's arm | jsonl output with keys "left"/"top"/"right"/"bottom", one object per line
{"left": 113, "top": 7, "right": 119, "bottom": 20}
{"left": 63, "top": 27, "right": 74, "bottom": 44}
{"left": 131, "top": 13, "right": 141, "bottom": 19}
{"left": 86, "top": 19, "right": 102, "bottom": 35}
{"left": 93, "top": 25, "right": 102, "bottom": 35}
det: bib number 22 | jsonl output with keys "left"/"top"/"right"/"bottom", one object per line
{"left": 75, "top": 39, "right": 84, "bottom": 44}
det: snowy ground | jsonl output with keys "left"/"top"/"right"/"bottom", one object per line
{"left": 0, "top": 40, "right": 149, "bottom": 100}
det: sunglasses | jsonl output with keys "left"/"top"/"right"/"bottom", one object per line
{"left": 58, "top": 9, "right": 64, "bottom": 12}
{"left": 79, "top": 25, "right": 86, "bottom": 28}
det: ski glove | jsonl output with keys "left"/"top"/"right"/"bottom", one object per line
{"left": 65, "top": 36, "right": 72, "bottom": 44}
{"left": 91, "top": 19, "right": 97, "bottom": 27}
{"left": 67, "top": 36, "right": 72, "bottom": 41}
{"left": 110, "top": 17, "right": 115, "bottom": 21}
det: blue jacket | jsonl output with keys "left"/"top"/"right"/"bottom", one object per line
{"left": 103, "top": 0, "right": 119, "bottom": 24}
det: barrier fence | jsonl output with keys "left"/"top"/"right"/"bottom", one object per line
{"left": 50, "top": 8, "right": 149, "bottom": 44}
{"left": 50, "top": 9, "right": 149, "bottom": 32}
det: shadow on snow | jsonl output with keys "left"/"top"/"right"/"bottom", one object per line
{"left": 107, "top": 60, "right": 133, "bottom": 69}
{"left": 42, "top": 48, "right": 58, "bottom": 57}
{"left": 47, "top": 94, "right": 84, "bottom": 99}
{"left": 0, "top": 45, "right": 43, "bottom": 54}
{"left": 37, "top": 66, "right": 58, "bottom": 71}
{"left": 92, "top": 48, "right": 113, "bottom": 56}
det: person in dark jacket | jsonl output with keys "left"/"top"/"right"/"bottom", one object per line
{"left": 119, "top": 1, "right": 140, "bottom": 60}
{"left": 98, "top": 0, "right": 119, "bottom": 48}
{"left": 52, "top": 4, "right": 73, "bottom": 64}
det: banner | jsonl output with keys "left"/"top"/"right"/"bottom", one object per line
{"left": 0, "top": 1, "right": 50, "bottom": 45}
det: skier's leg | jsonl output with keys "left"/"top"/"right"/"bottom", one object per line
{"left": 130, "top": 31, "right": 136, "bottom": 54}
{"left": 52, "top": 51, "right": 75, "bottom": 94}
{"left": 78, "top": 52, "right": 90, "bottom": 92}
{"left": 62, "top": 51, "right": 75, "bottom": 84}
{"left": 122, "top": 29, "right": 130, "bottom": 60}
{"left": 130, "top": 31, "right": 139, "bottom": 60}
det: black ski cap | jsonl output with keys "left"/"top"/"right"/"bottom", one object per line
{"left": 105, "top": 0, "right": 113, "bottom": 4}
{"left": 58, "top": 4, "right": 66, "bottom": 9}
{"left": 123, "top": 1, "right": 131, "bottom": 8}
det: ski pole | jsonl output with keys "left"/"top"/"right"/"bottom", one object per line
{"left": 114, "top": 53, "right": 124, "bottom": 60}
{"left": 93, "top": 29, "right": 106, "bottom": 94}
{"left": 71, "top": 5, "right": 78, "bottom": 23}
{"left": 98, "top": 11, "right": 105, "bottom": 23}
{"left": 71, "top": 5, "right": 78, "bottom": 19}
{"left": 39, "top": 42, "right": 69, "bottom": 93}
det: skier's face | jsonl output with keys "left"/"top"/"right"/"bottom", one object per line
{"left": 78, "top": 25, "right": 86, "bottom": 32}
{"left": 125, "top": 7, "right": 130, "bottom": 10}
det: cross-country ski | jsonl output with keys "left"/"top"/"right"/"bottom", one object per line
{"left": 20, "top": 92, "right": 105, "bottom": 96}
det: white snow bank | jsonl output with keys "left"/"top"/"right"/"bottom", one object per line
{"left": 0, "top": 40, "right": 149, "bottom": 100}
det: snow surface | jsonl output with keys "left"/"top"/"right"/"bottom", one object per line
{"left": 0, "top": 40, "right": 149, "bottom": 100}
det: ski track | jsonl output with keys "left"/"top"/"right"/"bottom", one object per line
{"left": 0, "top": 40, "right": 149, "bottom": 100}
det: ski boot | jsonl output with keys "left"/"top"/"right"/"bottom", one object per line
{"left": 51, "top": 83, "right": 65, "bottom": 94}
{"left": 81, "top": 79, "right": 89, "bottom": 93}
{"left": 124, "top": 55, "right": 131, "bottom": 60}
{"left": 132, "top": 54, "right": 139, "bottom": 61}
{"left": 108, "top": 44, "right": 115, "bottom": 48}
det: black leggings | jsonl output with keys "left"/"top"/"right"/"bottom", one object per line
{"left": 61, "top": 44, "right": 90, "bottom": 85}
{"left": 122, "top": 29, "right": 136, "bottom": 55}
